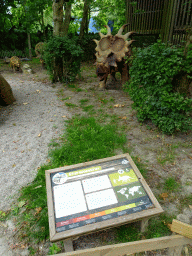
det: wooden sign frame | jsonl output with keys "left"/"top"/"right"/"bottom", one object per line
{"left": 45, "top": 154, "right": 163, "bottom": 242}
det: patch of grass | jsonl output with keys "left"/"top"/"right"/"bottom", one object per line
{"left": 82, "top": 105, "right": 94, "bottom": 112}
{"left": 57, "top": 89, "right": 64, "bottom": 96}
{"left": 80, "top": 99, "right": 89, "bottom": 104}
{"left": 0, "top": 210, "right": 7, "bottom": 221}
{"left": 110, "top": 114, "right": 119, "bottom": 125}
{"left": 67, "top": 83, "right": 76, "bottom": 88}
{"left": 14, "top": 164, "right": 52, "bottom": 242}
{"left": 30, "top": 58, "right": 41, "bottom": 64}
{"left": 14, "top": 116, "right": 126, "bottom": 245}
{"left": 179, "top": 194, "right": 192, "bottom": 209}
{"left": 115, "top": 223, "right": 141, "bottom": 243}
{"left": 163, "top": 177, "right": 180, "bottom": 192}
{"left": 145, "top": 214, "right": 172, "bottom": 238}
{"left": 66, "top": 83, "right": 83, "bottom": 92}
{"left": 75, "top": 88, "right": 83, "bottom": 92}
{"left": 98, "top": 97, "right": 108, "bottom": 104}
{"left": 48, "top": 243, "right": 61, "bottom": 255}
{"left": 157, "top": 137, "right": 178, "bottom": 165}
{"left": 50, "top": 116, "right": 126, "bottom": 167}
{"left": 65, "top": 102, "right": 77, "bottom": 108}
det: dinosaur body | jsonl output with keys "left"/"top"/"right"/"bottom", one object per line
{"left": 10, "top": 56, "right": 22, "bottom": 72}
{"left": 94, "top": 24, "right": 134, "bottom": 89}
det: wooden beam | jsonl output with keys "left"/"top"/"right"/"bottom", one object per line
{"left": 52, "top": 235, "right": 191, "bottom": 256}
{"left": 140, "top": 218, "right": 149, "bottom": 232}
{"left": 63, "top": 239, "right": 74, "bottom": 252}
{"left": 171, "top": 219, "right": 192, "bottom": 239}
{"left": 167, "top": 245, "right": 183, "bottom": 256}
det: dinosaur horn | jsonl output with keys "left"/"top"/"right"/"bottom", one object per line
{"left": 104, "top": 25, "right": 112, "bottom": 35}
{"left": 116, "top": 24, "right": 129, "bottom": 36}
{"left": 122, "top": 31, "right": 135, "bottom": 40}
{"left": 99, "top": 32, "right": 105, "bottom": 39}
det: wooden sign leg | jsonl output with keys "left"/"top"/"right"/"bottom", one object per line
{"left": 140, "top": 218, "right": 149, "bottom": 232}
{"left": 167, "top": 245, "right": 183, "bottom": 256}
{"left": 63, "top": 239, "right": 74, "bottom": 252}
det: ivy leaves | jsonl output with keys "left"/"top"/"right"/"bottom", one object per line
{"left": 124, "top": 41, "right": 192, "bottom": 134}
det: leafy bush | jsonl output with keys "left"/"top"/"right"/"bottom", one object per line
{"left": 79, "top": 33, "right": 100, "bottom": 61}
{"left": 44, "top": 36, "right": 83, "bottom": 82}
{"left": 124, "top": 40, "right": 192, "bottom": 134}
{"left": 0, "top": 49, "right": 25, "bottom": 58}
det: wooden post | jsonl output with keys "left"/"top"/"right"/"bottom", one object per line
{"left": 160, "top": 0, "right": 176, "bottom": 42}
{"left": 140, "top": 218, "right": 149, "bottom": 233}
{"left": 125, "top": 0, "right": 133, "bottom": 33}
{"left": 64, "top": 239, "right": 74, "bottom": 252}
{"left": 167, "top": 245, "right": 183, "bottom": 256}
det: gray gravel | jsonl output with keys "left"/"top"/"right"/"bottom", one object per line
{"left": 0, "top": 75, "right": 71, "bottom": 211}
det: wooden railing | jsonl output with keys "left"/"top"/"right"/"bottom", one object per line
{"left": 52, "top": 220, "right": 192, "bottom": 256}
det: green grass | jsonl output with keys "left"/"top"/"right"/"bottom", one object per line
{"left": 67, "top": 83, "right": 76, "bottom": 88}
{"left": 13, "top": 116, "right": 127, "bottom": 245}
{"left": 82, "top": 105, "right": 94, "bottom": 112}
{"left": 115, "top": 214, "right": 173, "bottom": 243}
{"left": 179, "top": 194, "right": 192, "bottom": 209}
{"left": 75, "top": 88, "right": 83, "bottom": 92}
{"left": 79, "top": 99, "right": 89, "bottom": 104}
{"left": 157, "top": 139, "right": 178, "bottom": 165}
{"left": 163, "top": 177, "right": 180, "bottom": 192}
{"left": 144, "top": 214, "right": 172, "bottom": 239}
{"left": 49, "top": 116, "right": 126, "bottom": 167}
{"left": 65, "top": 102, "right": 77, "bottom": 108}
{"left": 115, "top": 223, "right": 141, "bottom": 243}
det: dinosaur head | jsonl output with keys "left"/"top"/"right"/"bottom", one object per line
{"left": 94, "top": 24, "right": 135, "bottom": 68}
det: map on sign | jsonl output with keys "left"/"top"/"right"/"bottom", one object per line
{"left": 50, "top": 157, "right": 154, "bottom": 233}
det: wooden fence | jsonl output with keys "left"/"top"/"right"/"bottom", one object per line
{"left": 125, "top": 0, "right": 192, "bottom": 44}
{"left": 53, "top": 220, "right": 192, "bottom": 256}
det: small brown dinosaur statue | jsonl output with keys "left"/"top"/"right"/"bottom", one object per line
{"left": 10, "top": 56, "right": 22, "bottom": 72}
{"left": 94, "top": 24, "right": 135, "bottom": 89}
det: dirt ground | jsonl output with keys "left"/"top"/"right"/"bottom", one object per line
{"left": 0, "top": 59, "right": 192, "bottom": 255}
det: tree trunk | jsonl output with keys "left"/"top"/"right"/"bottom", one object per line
{"left": 52, "top": 0, "right": 64, "bottom": 36}
{"left": 62, "top": 3, "right": 72, "bottom": 36}
{"left": 85, "top": 6, "right": 90, "bottom": 34}
{"left": 79, "top": 0, "right": 90, "bottom": 40}
{"left": 27, "top": 33, "right": 32, "bottom": 59}
{"left": 0, "top": 74, "right": 16, "bottom": 106}
{"left": 41, "top": 10, "right": 46, "bottom": 40}
{"left": 52, "top": 0, "right": 64, "bottom": 82}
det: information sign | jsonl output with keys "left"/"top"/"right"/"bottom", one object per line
{"left": 46, "top": 154, "right": 163, "bottom": 242}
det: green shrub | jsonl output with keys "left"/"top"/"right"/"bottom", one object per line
{"left": 124, "top": 40, "right": 192, "bottom": 134}
{"left": 0, "top": 49, "right": 25, "bottom": 58}
{"left": 44, "top": 36, "right": 83, "bottom": 82}
{"left": 79, "top": 33, "right": 100, "bottom": 61}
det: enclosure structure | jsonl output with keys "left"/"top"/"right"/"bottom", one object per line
{"left": 46, "top": 154, "right": 163, "bottom": 245}
{"left": 125, "top": 0, "right": 192, "bottom": 44}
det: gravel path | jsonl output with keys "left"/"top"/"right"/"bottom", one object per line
{"left": 0, "top": 75, "right": 71, "bottom": 210}
{"left": 0, "top": 74, "right": 72, "bottom": 255}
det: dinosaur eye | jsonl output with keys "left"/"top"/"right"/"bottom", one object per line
{"left": 112, "top": 37, "right": 125, "bottom": 52}
{"left": 99, "top": 37, "right": 111, "bottom": 51}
